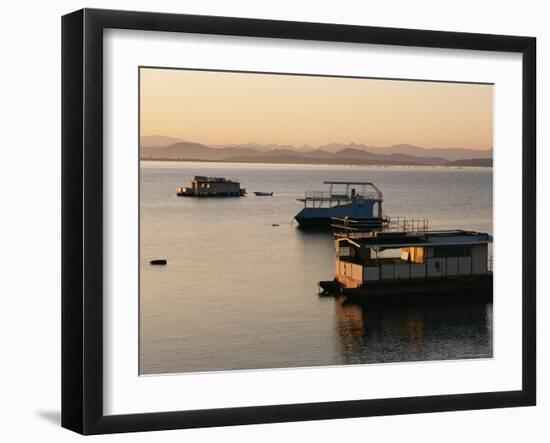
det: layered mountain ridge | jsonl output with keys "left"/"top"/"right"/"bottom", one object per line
{"left": 140, "top": 136, "right": 493, "bottom": 167}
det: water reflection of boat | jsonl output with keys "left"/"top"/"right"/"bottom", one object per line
{"left": 295, "top": 181, "right": 386, "bottom": 230}
{"left": 334, "top": 300, "right": 492, "bottom": 364}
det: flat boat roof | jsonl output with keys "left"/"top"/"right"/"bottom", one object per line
{"left": 337, "top": 230, "right": 491, "bottom": 248}
{"left": 323, "top": 181, "right": 374, "bottom": 185}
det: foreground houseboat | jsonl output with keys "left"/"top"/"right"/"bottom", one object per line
{"left": 319, "top": 217, "right": 492, "bottom": 302}
{"left": 294, "top": 181, "right": 386, "bottom": 230}
{"left": 177, "top": 176, "right": 246, "bottom": 197}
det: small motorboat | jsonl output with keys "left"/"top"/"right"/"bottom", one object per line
{"left": 254, "top": 191, "right": 273, "bottom": 196}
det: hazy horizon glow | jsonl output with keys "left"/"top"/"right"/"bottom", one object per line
{"left": 140, "top": 68, "right": 493, "bottom": 150}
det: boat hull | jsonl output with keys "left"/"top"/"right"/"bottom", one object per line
{"left": 295, "top": 201, "right": 378, "bottom": 230}
{"left": 177, "top": 193, "right": 245, "bottom": 197}
{"left": 320, "top": 274, "right": 492, "bottom": 304}
{"left": 295, "top": 216, "right": 385, "bottom": 230}
{"left": 177, "top": 188, "right": 246, "bottom": 197}
{"left": 294, "top": 216, "right": 337, "bottom": 230}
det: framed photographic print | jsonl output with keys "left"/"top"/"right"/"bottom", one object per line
{"left": 61, "top": 8, "right": 536, "bottom": 435}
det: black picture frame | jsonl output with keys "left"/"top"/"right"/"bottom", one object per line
{"left": 62, "top": 8, "right": 536, "bottom": 435}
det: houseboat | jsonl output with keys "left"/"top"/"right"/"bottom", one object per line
{"left": 294, "top": 181, "right": 386, "bottom": 230}
{"left": 177, "top": 176, "right": 246, "bottom": 197}
{"left": 319, "top": 217, "right": 492, "bottom": 301}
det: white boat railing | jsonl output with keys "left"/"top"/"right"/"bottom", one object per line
{"left": 332, "top": 216, "right": 428, "bottom": 238}
{"left": 385, "top": 217, "right": 430, "bottom": 235}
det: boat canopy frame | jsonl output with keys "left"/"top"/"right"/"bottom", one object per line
{"left": 323, "top": 181, "right": 383, "bottom": 202}
{"left": 297, "top": 181, "right": 384, "bottom": 215}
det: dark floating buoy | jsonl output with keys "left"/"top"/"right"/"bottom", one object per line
{"left": 150, "top": 259, "right": 167, "bottom": 265}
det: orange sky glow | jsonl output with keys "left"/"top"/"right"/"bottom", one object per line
{"left": 140, "top": 68, "right": 493, "bottom": 150}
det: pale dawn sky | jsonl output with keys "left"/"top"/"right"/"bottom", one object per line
{"left": 140, "top": 68, "right": 493, "bottom": 149}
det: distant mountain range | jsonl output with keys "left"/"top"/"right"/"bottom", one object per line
{"left": 140, "top": 136, "right": 493, "bottom": 167}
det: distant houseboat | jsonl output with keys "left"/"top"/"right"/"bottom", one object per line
{"left": 319, "top": 217, "right": 492, "bottom": 301}
{"left": 177, "top": 176, "right": 246, "bottom": 197}
{"left": 295, "top": 181, "right": 386, "bottom": 230}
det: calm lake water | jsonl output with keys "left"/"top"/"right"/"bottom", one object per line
{"left": 140, "top": 161, "right": 493, "bottom": 375}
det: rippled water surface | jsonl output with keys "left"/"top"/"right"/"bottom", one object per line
{"left": 140, "top": 161, "right": 493, "bottom": 374}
